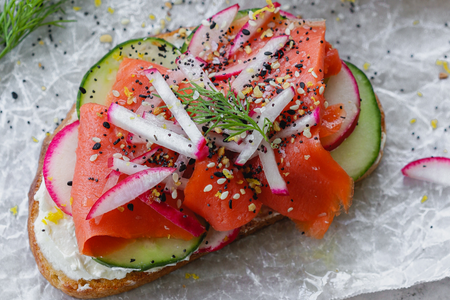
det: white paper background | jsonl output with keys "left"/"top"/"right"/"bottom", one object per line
{"left": 1, "top": 0, "right": 449, "bottom": 299}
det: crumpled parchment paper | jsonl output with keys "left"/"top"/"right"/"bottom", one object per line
{"left": 1, "top": 0, "right": 449, "bottom": 299}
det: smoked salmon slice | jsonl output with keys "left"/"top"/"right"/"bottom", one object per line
{"left": 71, "top": 103, "right": 200, "bottom": 256}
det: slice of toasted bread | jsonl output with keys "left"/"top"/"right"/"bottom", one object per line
{"left": 28, "top": 27, "right": 386, "bottom": 299}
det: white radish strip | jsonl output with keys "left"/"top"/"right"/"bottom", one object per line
{"left": 176, "top": 52, "right": 217, "bottom": 91}
{"left": 145, "top": 68, "right": 207, "bottom": 151}
{"left": 271, "top": 108, "right": 320, "bottom": 140}
{"left": 102, "top": 170, "right": 120, "bottom": 195}
{"left": 108, "top": 103, "right": 208, "bottom": 159}
{"left": 321, "top": 61, "right": 361, "bottom": 151}
{"left": 231, "top": 35, "right": 289, "bottom": 93}
{"left": 228, "top": 2, "right": 280, "bottom": 57}
{"left": 108, "top": 157, "right": 187, "bottom": 191}
{"left": 164, "top": 154, "right": 189, "bottom": 197}
{"left": 402, "top": 157, "right": 450, "bottom": 186}
{"left": 258, "top": 141, "right": 289, "bottom": 195}
{"left": 43, "top": 120, "right": 79, "bottom": 216}
{"left": 196, "top": 227, "right": 240, "bottom": 253}
{"left": 138, "top": 191, "right": 206, "bottom": 237}
{"left": 142, "top": 111, "right": 186, "bottom": 136}
{"left": 188, "top": 4, "right": 239, "bottom": 60}
{"left": 235, "top": 87, "right": 295, "bottom": 166}
{"left": 86, "top": 167, "right": 176, "bottom": 220}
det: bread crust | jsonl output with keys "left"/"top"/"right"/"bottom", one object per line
{"left": 27, "top": 27, "right": 385, "bottom": 297}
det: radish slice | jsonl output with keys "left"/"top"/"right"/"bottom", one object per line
{"left": 402, "top": 157, "right": 450, "bottom": 186}
{"left": 228, "top": 2, "right": 281, "bottom": 58}
{"left": 321, "top": 60, "right": 361, "bottom": 151}
{"left": 130, "top": 147, "right": 160, "bottom": 164}
{"left": 258, "top": 140, "right": 289, "bottom": 195}
{"left": 142, "top": 112, "right": 186, "bottom": 137}
{"left": 231, "top": 35, "right": 289, "bottom": 93}
{"left": 43, "top": 120, "right": 79, "bottom": 216}
{"left": 235, "top": 87, "right": 295, "bottom": 166}
{"left": 108, "top": 156, "right": 187, "bottom": 191}
{"left": 279, "top": 10, "right": 297, "bottom": 19}
{"left": 197, "top": 227, "right": 240, "bottom": 253}
{"left": 86, "top": 167, "right": 176, "bottom": 220}
{"left": 138, "top": 191, "right": 206, "bottom": 237}
{"left": 176, "top": 52, "right": 217, "bottom": 91}
{"left": 188, "top": 4, "right": 239, "bottom": 60}
{"left": 108, "top": 103, "right": 208, "bottom": 159}
{"left": 145, "top": 68, "right": 207, "bottom": 152}
{"left": 271, "top": 107, "right": 320, "bottom": 140}
{"left": 102, "top": 170, "right": 120, "bottom": 195}
{"left": 164, "top": 154, "right": 189, "bottom": 198}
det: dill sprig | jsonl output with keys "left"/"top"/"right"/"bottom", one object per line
{"left": 174, "top": 81, "right": 273, "bottom": 142}
{"left": 0, "top": 0, "right": 73, "bottom": 61}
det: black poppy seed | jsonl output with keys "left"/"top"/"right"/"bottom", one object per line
{"left": 12, "top": 92, "right": 18, "bottom": 99}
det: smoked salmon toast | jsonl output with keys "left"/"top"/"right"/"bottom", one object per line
{"left": 28, "top": 2, "right": 385, "bottom": 298}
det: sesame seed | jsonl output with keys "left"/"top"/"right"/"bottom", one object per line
{"left": 217, "top": 178, "right": 226, "bottom": 185}
{"left": 172, "top": 173, "right": 179, "bottom": 183}
{"left": 112, "top": 90, "right": 120, "bottom": 97}
{"left": 90, "top": 154, "right": 98, "bottom": 162}
{"left": 287, "top": 207, "right": 293, "bottom": 212}
{"left": 113, "top": 153, "right": 122, "bottom": 158}
{"left": 172, "top": 189, "right": 178, "bottom": 199}
{"left": 92, "top": 137, "right": 101, "bottom": 143}
{"left": 319, "top": 86, "right": 325, "bottom": 95}
{"left": 297, "top": 87, "right": 305, "bottom": 94}
{"left": 204, "top": 184, "right": 213, "bottom": 192}
{"left": 123, "top": 156, "right": 130, "bottom": 162}
{"left": 233, "top": 193, "right": 240, "bottom": 199}
{"left": 220, "top": 191, "right": 229, "bottom": 200}
{"left": 207, "top": 162, "right": 215, "bottom": 168}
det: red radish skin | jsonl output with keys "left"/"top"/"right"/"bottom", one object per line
{"left": 86, "top": 167, "right": 176, "bottom": 220}
{"left": 138, "top": 191, "right": 206, "bottom": 237}
{"left": 402, "top": 157, "right": 450, "bottom": 186}
{"left": 279, "top": 10, "right": 297, "bottom": 19}
{"left": 321, "top": 60, "right": 361, "bottom": 151}
{"left": 43, "top": 120, "right": 79, "bottom": 216}
{"left": 188, "top": 4, "right": 240, "bottom": 60}
{"left": 196, "top": 227, "right": 240, "bottom": 253}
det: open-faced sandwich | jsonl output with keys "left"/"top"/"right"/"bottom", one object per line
{"left": 28, "top": 1, "right": 385, "bottom": 298}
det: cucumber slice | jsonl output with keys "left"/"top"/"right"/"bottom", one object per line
{"left": 94, "top": 233, "right": 205, "bottom": 271}
{"left": 76, "top": 37, "right": 179, "bottom": 118}
{"left": 331, "top": 61, "right": 383, "bottom": 181}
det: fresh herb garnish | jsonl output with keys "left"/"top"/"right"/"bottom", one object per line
{"left": 0, "top": 0, "right": 73, "bottom": 61}
{"left": 174, "top": 82, "right": 273, "bottom": 142}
